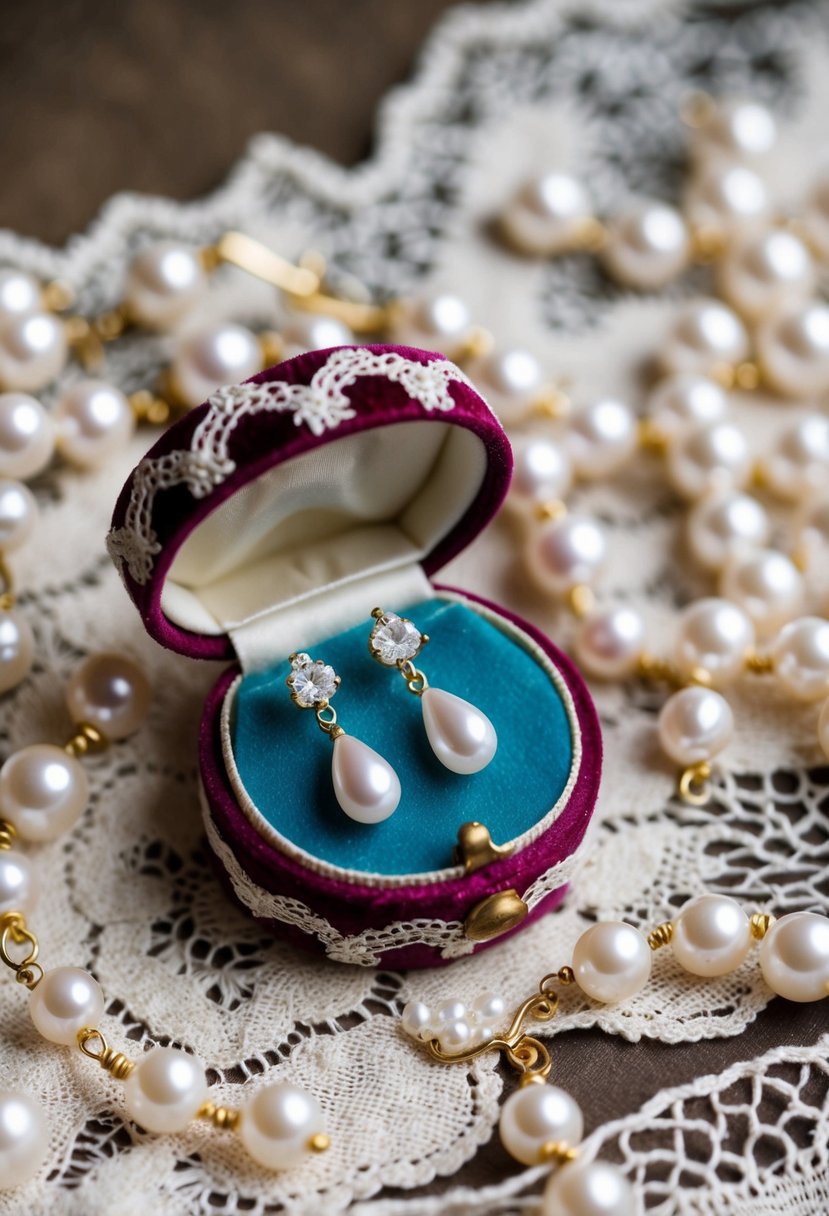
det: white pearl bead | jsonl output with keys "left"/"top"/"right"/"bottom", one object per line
{"left": 0, "top": 1091, "right": 48, "bottom": 1188}
{"left": 477, "top": 348, "right": 543, "bottom": 419}
{"left": 66, "top": 652, "right": 152, "bottom": 740}
{"left": 0, "top": 272, "right": 41, "bottom": 319}
{"left": 0, "top": 393, "right": 54, "bottom": 480}
{"left": 0, "top": 479, "right": 37, "bottom": 551}
{"left": 662, "top": 300, "right": 749, "bottom": 379}
{"left": 439, "top": 1018, "right": 473, "bottom": 1055}
{"left": 803, "top": 170, "right": 829, "bottom": 262}
{"left": 171, "top": 323, "right": 261, "bottom": 407}
{"left": 674, "top": 598, "right": 754, "bottom": 687}
{"left": 526, "top": 514, "right": 607, "bottom": 595}
{"left": 718, "top": 230, "right": 815, "bottom": 322}
{"left": 819, "top": 699, "right": 829, "bottom": 759}
{"left": 542, "top": 1158, "right": 635, "bottom": 1216}
{"left": 772, "top": 617, "right": 829, "bottom": 702}
{"left": 55, "top": 380, "right": 134, "bottom": 469}
{"left": 671, "top": 894, "right": 752, "bottom": 977}
{"left": 0, "top": 312, "right": 67, "bottom": 392}
{"left": 29, "top": 966, "right": 104, "bottom": 1046}
{"left": 124, "top": 243, "right": 207, "bottom": 330}
{"left": 667, "top": 421, "right": 750, "bottom": 501}
{"left": 0, "top": 848, "right": 38, "bottom": 917}
{"left": 684, "top": 163, "right": 770, "bottom": 241}
{"left": 401, "top": 1000, "right": 433, "bottom": 1040}
{"left": 0, "top": 610, "right": 34, "bottom": 693}
{"left": 687, "top": 490, "right": 769, "bottom": 572}
{"left": 695, "top": 100, "right": 777, "bottom": 162}
{"left": 499, "top": 1083, "right": 583, "bottom": 1166}
{"left": 566, "top": 398, "right": 637, "bottom": 478}
{"left": 764, "top": 414, "right": 829, "bottom": 502}
{"left": 646, "top": 374, "right": 728, "bottom": 441}
{"left": 473, "top": 992, "right": 507, "bottom": 1024}
{"left": 720, "top": 549, "right": 804, "bottom": 638}
{"left": 0, "top": 744, "right": 88, "bottom": 842}
{"left": 574, "top": 606, "right": 645, "bottom": 680}
{"left": 238, "top": 1081, "right": 324, "bottom": 1170}
{"left": 502, "top": 173, "right": 594, "bottom": 255}
{"left": 572, "top": 921, "right": 652, "bottom": 1003}
{"left": 434, "top": 999, "right": 468, "bottom": 1027}
{"left": 758, "top": 301, "right": 829, "bottom": 398}
{"left": 421, "top": 686, "right": 497, "bottom": 774}
{"left": 402, "top": 294, "right": 472, "bottom": 354}
{"left": 510, "top": 435, "right": 572, "bottom": 510}
{"left": 280, "top": 313, "right": 354, "bottom": 355}
{"left": 759, "top": 911, "right": 829, "bottom": 1002}
{"left": 602, "top": 202, "right": 690, "bottom": 289}
{"left": 658, "top": 686, "right": 734, "bottom": 766}
{"left": 795, "top": 495, "right": 829, "bottom": 570}
{"left": 331, "top": 734, "right": 400, "bottom": 823}
{"left": 124, "top": 1047, "right": 209, "bottom": 1134}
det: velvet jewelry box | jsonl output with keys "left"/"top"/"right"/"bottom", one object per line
{"left": 108, "top": 344, "right": 601, "bottom": 969}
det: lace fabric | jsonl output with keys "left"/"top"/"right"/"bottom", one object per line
{"left": 1, "top": 0, "right": 829, "bottom": 1211}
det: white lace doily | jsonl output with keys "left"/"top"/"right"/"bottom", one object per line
{"left": 1, "top": 0, "right": 828, "bottom": 1212}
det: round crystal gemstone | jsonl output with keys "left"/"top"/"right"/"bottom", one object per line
{"left": 370, "top": 612, "right": 423, "bottom": 665}
{"left": 288, "top": 653, "right": 339, "bottom": 707}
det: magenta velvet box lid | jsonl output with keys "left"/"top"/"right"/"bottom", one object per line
{"left": 108, "top": 344, "right": 601, "bottom": 968}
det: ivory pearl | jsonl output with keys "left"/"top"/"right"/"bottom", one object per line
{"left": 667, "top": 421, "right": 750, "bottom": 501}
{"left": 695, "top": 100, "right": 777, "bottom": 162}
{"left": 65, "top": 652, "right": 151, "bottom": 740}
{"left": 421, "top": 686, "right": 497, "bottom": 774}
{"left": 662, "top": 300, "right": 749, "bottom": 379}
{"left": 803, "top": 170, "right": 829, "bottom": 262}
{"left": 572, "top": 921, "right": 651, "bottom": 1003}
{"left": 646, "top": 374, "right": 728, "bottom": 441}
{"left": 819, "top": 699, "right": 829, "bottom": 760}
{"left": 434, "top": 999, "right": 468, "bottom": 1027}
{"left": 502, "top": 173, "right": 594, "bottom": 255}
{"left": 171, "top": 322, "right": 262, "bottom": 407}
{"left": 124, "top": 1047, "right": 209, "bottom": 1134}
{"left": 772, "top": 617, "right": 829, "bottom": 702}
{"left": 674, "top": 598, "right": 754, "bottom": 687}
{"left": 758, "top": 301, "right": 829, "bottom": 398}
{"left": 0, "top": 393, "right": 54, "bottom": 480}
{"left": 684, "top": 163, "right": 770, "bottom": 242}
{"left": 526, "top": 515, "right": 607, "bottom": 595}
{"left": 29, "top": 966, "right": 104, "bottom": 1046}
{"left": 671, "top": 894, "right": 752, "bottom": 977}
{"left": 499, "top": 1084, "right": 583, "bottom": 1166}
{"left": 0, "top": 312, "right": 67, "bottom": 392}
{"left": 566, "top": 398, "right": 637, "bottom": 478}
{"left": 764, "top": 414, "right": 829, "bottom": 502}
{"left": 0, "top": 744, "right": 88, "bottom": 842}
{"left": 0, "top": 1091, "right": 48, "bottom": 1188}
{"left": 402, "top": 294, "right": 472, "bottom": 354}
{"left": 124, "top": 242, "right": 207, "bottom": 330}
{"left": 542, "top": 1158, "right": 635, "bottom": 1216}
{"left": 439, "top": 1018, "right": 473, "bottom": 1055}
{"left": 718, "top": 230, "right": 815, "bottom": 322}
{"left": 0, "top": 479, "right": 37, "bottom": 551}
{"left": 0, "top": 610, "right": 34, "bottom": 693}
{"left": 657, "top": 686, "right": 734, "bottom": 766}
{"left": 55, "top": 380, "right": 134, "bottom": 469}
{"left": 720, "top": 549, "right": 804, "bottom": 638}
{"left": 331, "top": 733, "right": 400, "bottom": 823}
{"left": 602, "top": 202, "right": 690, "bottom": 290}
{"left": 574, "top": 606, "right": 645, "bottom": 680}
{"left": 401, "top": 1000, "right": 433, "bottom": 1040}
{"left": 687, "top": 490, "right": 769, "bottom": 572}
{"left": 238, "top": 1081, "right": 324, "bottom": 1170}
{"left": 477, "top": 348, "right": 543, "bottom": 418}
{"left": 510, "top": 435, "right": 572, "bottom": 509}
{"left": 474, "top": 992, "right": 507, "bottom": 1023}
{"left": 0, "top": 271, "right": 41, "bottom": 319}
{"left": 280, "top": 313, "right": 354, "bottom": 354}
{"left": 796, "top": 495, "right": 829, "bottom": 569}
{"left": 0, "top": 848, "right": 38, "bottom": 917}
{"left": 759, "top": 911, "right": 829, "bottom": 1002}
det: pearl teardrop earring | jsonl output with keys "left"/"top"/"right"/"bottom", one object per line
{"left": 368, "top": 609, "right": 498, "bottom": 775}
{"left": 286, "top": 652, "right": 401, "bottom": 824}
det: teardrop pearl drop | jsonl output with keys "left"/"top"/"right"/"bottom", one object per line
{"left": 421, "top": 687, "right": 497, "bottom": 775}
{"left": 331, "top": 734, "right": 400, "bottom": 824}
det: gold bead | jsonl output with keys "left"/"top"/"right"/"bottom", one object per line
{"left": 647, "top": 921, "right": 674, "bottom": 950}
{"left": 750, "top": 912, "right": 775, "bottom": 940}
{"left": 308, "top": 1132, "right": 330, "bottom": 1153}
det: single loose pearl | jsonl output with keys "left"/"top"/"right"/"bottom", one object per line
{"left": 510, "top": 435, "right": 572, "bottom": 510}
{"left": 572, "top": 921, "right": 651, "bottom": 1003}
{"left": 0, "top": 271, "right": 41, "bottom": 319}
{"left": 803, "top": 170, "right": 829, "bottom": 262}
{"left": 280, "top": 312, "right": 353, "bottom": 354}
{"left": 720, "top": 549, "right": 804, "bottom": 638}
{"left": 772, "top": 617, "right": 829, "bottom": 702}
{"left": 667, "top": 421, "right": 750, "bottom": 500}
{"left": 0, "top": 848, "right": 38, "bottom": 917}
{"left": 526, "top": 514, "right": 607, "bottom": 595}
{"left": 662, "top": 300, "right": 749, "bottom": 379}
{"left": 238, "top": 1081, "right": 324, "bottom": 1170}
{"left": 0, "top": 393, "right": 54, "bottom": 480}
{"left": 331, "top": 734, "right": 400, "bottom": 823}
{"left": 476, "top": 348, "right": 543, "bottom": 419}
{"left": 566, "top": 398, "right": 637, "bottom": 478}
{"left": 401, "top": 293, "right": 472, "bottom": 355}
{"left": 501, "top": 173, "right": 594, "bottom": 255}
{"left": 684, "top": 163, "right": 770, "bottom": 242}
{"left": 55, "top": 380, "right": 134, "bottom": 469}
{"left": 671, "top": 894, "right": 752, "bottom": 977}
{"left": 65, "top": 652, "right": 151, "bottom": 740}
{"left": 796, "top": 495, "right": 829, "bottom": 570}
{"left": 602, "top": 202, "right": 690, "bottom": 289}
{"left": 757, "top": 302, "right": 829, "bottom": 398}
{"left": 542, "top": 1158, "right": 635, "bottom": 1216}
{"left": 763, "top": 414, "right": 829, "bottom": 502}
{"left": 646, "top": 374, "right": 728, "bottom": 442}
{"left": 0, "top": 744, "right": 88, "bottom": 842}
{"left": 124, "top": 242, "right": 207, "bottom": 330}
{"left": 0, "top": 312, "right": 67, "bottom": 392}
{"left": 0, "top": 1091, "right": 48, "bottom": 1188}
{"left": 499, "top": 1084, "right": 583, "bottom": 1166}
{"left": 0, "top": 610, "right": 34, "bottom": 693}
{"left": 695, "top": 100, "right": 777, "bottom": 162}
{"left": 759, "top": 911, "right": 829, "bottom": 1002}
{"left": 0, "top": 479, "right": 37, "bottom": 550}
{"left": 171, "top": 322, "right": 261, "bottom": 407}
{"left": 687, "top": 490, "right": 769, "bottom": 572}
{"left": 819, "top": 698, "right": 829, "bottom": 759}
{"left": 401, "top": 1000, "right": 433, "bottom": 1040}
{"left": 718, "top": 230, "right": 815, "bottom": 322}
{"left": 658, "top": 686, "right": 734, "bottom": 766}
{"left": 421, "top": 686, "right": 497, "bottom": 774}
{"left": 574, "top": 605, "right": 645, "bottom": 680}
{"left": 29, "top": 966, "right": 104, "bottom": 1046}
{"left": 674, "top": 598, "right": 754, "bottom": 687}
{"left": 124, "top": 1047, "right": 209, "bottom": 1134}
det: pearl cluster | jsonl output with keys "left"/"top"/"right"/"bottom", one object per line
{"left": 401, "top": 991, "right": 508, "bottom": 1055}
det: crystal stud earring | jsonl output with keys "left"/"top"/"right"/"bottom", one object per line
{"left": 286, "top": 652, "right": 401, "bottom": 824}
{"left": 368, "top": 609, "right": 498, "bottom": 774}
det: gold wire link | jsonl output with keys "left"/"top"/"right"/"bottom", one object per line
{"left": 0, "top": 552, "right": 15, "bottom": 611}
{"left": 0, "top": 818, "right": 16, "bottom": 850}
{"left": 635, "top": 652, "right": 682, "bottom": 687}
{"left": 41, "top": 279, "right": 76, "bottom": 312}
{"left": 398, "top": 659, "right": 429, "bottom": 697}
{"left": 744, "top": 649, "right": 775, "bottom": 675}
{"left": 197, "top": 1100, "right": 241, "bottom": 1133}
{"left": 638, "top": 417, "right": 668, "bottom": 455}
{"left": 534, "top": 498, "right": 568, "bottom": 524}
{"left": 0, "top": 911, "right": 42, "bottom": 989}
{"left": 532, "top": 385, "right": 572, "bottom": 421}
{"left": 678, "top": 761, "right": 713, "bottom": 806}
{"left": 539, "top": 1141, "right": 581, "bottom": 1165}
{"left": 128, "top": 390, "right": 174, "bottom": 427}
{"left": 426, "top": 979, "right": 559, "bottom": 1081}
{"left": 65, "top": 722, "right": 110, "bottom": 758}
{"left": 77, "top": 1027, "right": 136, "bottom": 1079}
{"left": 213, "top": 231, "right": 321, "bottom": 298}
{"left": 566, "top": 584, "right": 595, "bottom": 620}
{"left": 314, "top": 702, "right": 344, "bottom": 741}
{"left": 750, "top": 912, "right": 776, "bottom": 940}
{"left": 690, "top": 224, "right": 727, "bottom": 263}
{"left": 648, "top": 921, "right": 674, "bottom": 951}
